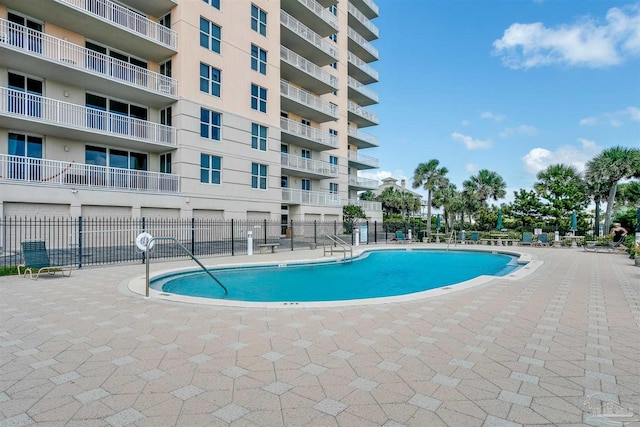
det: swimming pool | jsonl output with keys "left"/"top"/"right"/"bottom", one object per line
{"left": 150, "top": 249, "right": 524, "bottom": 304}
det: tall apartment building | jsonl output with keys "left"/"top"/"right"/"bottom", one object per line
{"left": 0, "top": 0, "right": 382, "bottom": 231}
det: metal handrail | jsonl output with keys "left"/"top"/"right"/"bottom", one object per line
{"left": 144, "top": 237, "right": 227, "bottom": 297}
{"left": 323, "top": 235, "right": 352, "bottom": 261}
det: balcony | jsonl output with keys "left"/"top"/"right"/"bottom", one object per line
{"left": 281, "top": 80, "right": 339, "bottom": 123}
{"left": 0, "top": 88, "right": 176, "bottom": 152}
{"left": 348, "top": 150, "right": 379, "bottom": 169}
{"left": 347, "top": 52, "right": 379, "bottom": 84}
{"left": 347, "top": 126, "right": 379, "bottom": 149}
{"left": 315, "top": 0, "right": 338, "bottom": 7}
{"left": 280, "top": 46, "right": 338, "bottom": 95}
{"left": 282, "top": 188, "right": 342, "bottom": 207}
{"left": 347, "top": 2, "right": 379, "bottom": 41}
{"left": 281, "top": 0, "right": 338, "bottom": 37}
{"left": 347, "top": 27, "right": 378, "bottom": 62}
{"left": 281, "top": 153, "right": 338, "bottom": 179}
{"left": 347, "top": 199, "right": 382, "bottom": 212}
{"left": 280, "top": 117, "right": 338, "bottom": 151}
{"left": 281, "top": 10, "right": 338, "bottom": 66}
{"left": 348, "top": 175, "right": 378, "bottom": 190}
{"left": 0, "top": 20, "right": 177, "bottom": 107}
{"left": 1, "top": 0, "right": 178, "bottom": 62}
{"left": 0, "top": 154, "right": 180, "bottom": 194}
{"left": 120, "top": 0, "right": 177, "bottom": 18}
{"left": 347, "top": 76, "right": 378, "bottom": 106}
{"left": 349, "top": 0, "right": 379, "bottom": 19}
{"left": 348, "top": 101, "right": 378, "bottom": 127}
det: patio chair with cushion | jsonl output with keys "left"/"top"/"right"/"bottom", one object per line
{"left": 395, "top": 231, "right": 408, "bottom": 243}
{"left": 17, "top": 241, "right": 72, "bottom": 280}
{"left": 469, "top": 231, "right": 480, "bottom": 244}
{"left": 534, "top": 233, "right": 549, "bottom": 247}
{"left": 521, "top": 232, "right": 533, "bottom": 245}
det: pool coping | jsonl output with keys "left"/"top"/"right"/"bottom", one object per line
{"left": 126, "top": 246, "right": 542, "bottom": 308}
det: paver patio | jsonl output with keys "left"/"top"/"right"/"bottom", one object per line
{"left": 1, "top": 245, "right": 639, "bottom": 426}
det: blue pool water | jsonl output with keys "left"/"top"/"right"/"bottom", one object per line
{"left": 152, "top": 249, "right": 522, "bottom": 303}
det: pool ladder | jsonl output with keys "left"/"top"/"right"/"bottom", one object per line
{"left": 323, "top": 235, "right": 353, "bottom": 262}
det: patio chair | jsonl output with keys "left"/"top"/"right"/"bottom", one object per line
{"left": 521, "top": 232, "right": 533, "bottom": 245}
{"left": 534, "top": 233, "right": 549, "bottom": 247}
{"left": 583, "top": 239, "right": 626, "bottom": 253}
{"left": 395, "top": 231, "right": 407, "bottom": 243}
{"left": 469, "top": 231, "right": 480, "bottom": 244}
{"left": 17, "top": 241, "right": 72, "bottom": 280}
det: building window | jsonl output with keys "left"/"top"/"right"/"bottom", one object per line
{"left": 85, "top": 146, "right": 147, "bottom": 171}
{"left": 330, "top": 183, "right": 338, "bottom": 194}
{"left": 281, "top": 176, "right": 288, "bottom": 188}
{"left": 85, "top": 93, "right": 147, "bottom": 133}
{"left": 251, "top": 123, "right": 267, "bottom": 151}
{"left": 200, "top": 63, "right": 221, "bottom": 97}
{"left": 251, "top": 5, "right": 267, "bottom": 36}
{"left": 301, "top": 179, "right": 311, "bottom": 191}
{"left": 329, "top": 33, "right": 337, "bottom": 42}
{"left": 160, "top": 153, "right": 172, "bottom": 173}
{"left": 251, "top": 162, "right": 267, "bottom": 189}
{"left": 331, "top": 62, "right": 337, "bottom": 69}
{"left": 7, "top": 12, "right": 43, "bottom": 53}
{"left": 159, "top": 60, "right": 172, "bottom": 77}
{"left": 200, "top": 154, "right": 221, "bottom": 184}
{"left": 329, "top": 155, "right": 338, "bottom": 165}
{"left": 251, "top": 84, "right": 267, "bottom": 113}
{"left": 301, "top": 149, "right": 311, "bottom": 159}
{"left": 251, "top": 44, "right": 267, "bottom": 75}
{"left": 200, "top": 108, "right": 221, "bottom": 141}
{"left": 329, "top": 129, "right": 338, "bottom": 137}
{"left": 200, "top": 17, "right": 221, "bottom": 53}
{"left": 203, "top": 0, "right": 220, "bottom": 9}
{"left": 329, "top": 5, "right": 337, "bottom": 15}
{"left": 8, "top": 72, "right": 43, "bottom": 117}
{"left": 7, "top": 133, "right": 43, "bottom": 180}
{"left": 160, "top": 107, "right": 172, "bottom": 126}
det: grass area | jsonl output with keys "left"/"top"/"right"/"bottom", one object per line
{"left": 0, "top": 266, "right": 19, "bottom": 276}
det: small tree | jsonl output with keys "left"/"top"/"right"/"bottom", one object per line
{"left": 343, "top": 205, "right": 367, "bottom": 234}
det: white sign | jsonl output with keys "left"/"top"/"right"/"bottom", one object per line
{"left": 135, "top": 232, "right": 154, "bottom": 251}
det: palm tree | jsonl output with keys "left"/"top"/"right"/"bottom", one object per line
{"left": 412, "top": 160, "right": 448, "bottom": 234}
{"left": 432, "top": 182, "right": 458, "bottom": 233}
{"left": 534, "top": 164, "right": 589, "bottom": 227}
{"left": 463, "top": 169, "right": 507, "bottom": 206}
{"left": 585, "top": 146, "right": 640, "bottom": 232}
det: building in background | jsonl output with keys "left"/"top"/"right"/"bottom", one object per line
{"left": 0, "top": 0, "right": 382, "bottom": 230}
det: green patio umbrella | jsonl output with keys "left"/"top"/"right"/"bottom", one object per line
{"left": 496, "top": 210, "right": 503, "bottom": 231}
{"left": 570, "top": 211, "right": 577, "bottom": 231}
{"left": 436, "top": 214, "right": 441, "bottom": 231}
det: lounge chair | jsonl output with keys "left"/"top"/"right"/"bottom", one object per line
{"left": 17, "top": 241, "right": 72, "bottom": 280}
{"left": 395, "top": 231, "right": 407, "bottom": 243}
{"left": 521, "top": 232, "right": 533, "bottom": 245}
{"left": 583, "top": 239, "right": 626, "bottom": 253}
{"left": 469, "top": 231, "right": 480, "bottom": 244}
{"left": 534, "top": 233, "right": 549, "bottom": 247}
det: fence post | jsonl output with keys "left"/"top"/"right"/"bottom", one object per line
{"left": 314, "top": 220, "right": 317, "bottom": 245}
{"left": 374, "top": 221, "right": 377, "bottom": 244}
{"left": 141, "top": 217, "right": 146, "bottom": 264}
{"left": 366, "top": 220, "right": 369, "bottom": 244}
{"left": 78, "top": 216, "right": 83, "bottom": 269}
{"left": 191, "top": 217, "right": 195, "bottom": 255}
{"left": 264, "top": 219, "right": 267, "bottom": 244}
{"left": 334, "top": 220, "right": 337, "bottom": 237}
{"left": 231, "top": 218, "right": 234, "bottom": 256}
{"left": 290, "top": 219, "right": 294, "bottom": 251}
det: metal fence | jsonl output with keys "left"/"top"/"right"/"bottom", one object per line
{"left": 0, "top": 217, "right": 396, "bottom": 269}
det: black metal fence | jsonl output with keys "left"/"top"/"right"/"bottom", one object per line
{"left": 1, "top": 217, "right": 396, "bottom": 269}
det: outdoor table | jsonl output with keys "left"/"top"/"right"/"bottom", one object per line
{"left": 490, "top": 233, "right": 508, "bottom": 246}
{"left": 564, "top": 235, "right": 585, "bottom": 248}
{"left": 431, "top": 233, "right": 446, "bottom": 243}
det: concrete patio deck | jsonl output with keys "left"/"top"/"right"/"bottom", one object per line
{"left": 1, "top": 245, "right": 638, "bottom": 426}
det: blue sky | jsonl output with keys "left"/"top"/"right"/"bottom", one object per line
{"left": 362, "top": 0, "right": 640, "bottom": 204}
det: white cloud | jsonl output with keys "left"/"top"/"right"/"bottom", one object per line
{"left": 480, "top": 111, "right": 505, "bottom": 121}
{"left": 579, "top": 106, "right": 640, "bottom": 127}
{"left": 461, "top": 119, "right": 471, "bottom": 127}
{"left": 580, "top": 116, "right": 598, "bottom": 126}
{"left": 493, "top": 4, "right": 640, "bottom": 69}
{"left": 465, "top": 163, "right": 479, "bottom": 173}
{"left": 358, "top": 170, "right": 409, "bottom": 186}
{"left": 451, "top": 132, "right": 493, "bottom": 150}
{"left": 499, "top": 124, "right": 539, "bottom": 138}
{"left": 628, "top": 106, "right": 640, "bottom": 121}
{"left": 522, "top": 138, "right": 601, "bottom": 175}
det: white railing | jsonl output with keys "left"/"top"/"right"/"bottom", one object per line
{"left": 297, "top": 0, "right": 339, "bottom": 30}
{"left": 347, "top": 126, "right": 379, "bottom": 146}
{"left": 347, "top": 2, "right": 379, "bottom": 38}
{"left": 348, "top": 150, "right": 379, "bottom": 168}
{"left": 280, "top": 10, "right": 338, "bottom": 60}
{"left": 355, "top": 0, "right": 379, "bottom": 17}
{"left": 281, "top": 153, "right": 338, "bottom": 177}
{"left": 281, "top": 80, "right": 339, "bottom": 119}
{"left": 58, "top": 0, "right": 177, "bottom": 49}
{"left": 347, "top": 27, "right": 378, "bottom": 59}
{"left": 347, "top": 199, "right": 382, "bottom": 211}
{"left": 0, "top": 19, "right": 177, "bottom": 97}
{"left": 282, "top": 188, "right": 342, "bottom": 207}
{"left": 0, "top": 88, "right": 176, "bottom": 146}
{"left": 280, "top": 45, "right": 338, "bottom": 89}
{"left": 347, "top": 52, "right": 379, "bottom": 81}
{"left": 348, "top": 175, "right": 378, "bottom": 189}
{"left": 347, "top": 76, "right": 379, "bottom": 103}
{"left": 0, "top": 154, "right": 180, "bottom": 193}
{"left": 280, "top": 117, "right": 338, "bottom": 148}
{"left": 348, "top": 101, "right": 379, "bottom": 125}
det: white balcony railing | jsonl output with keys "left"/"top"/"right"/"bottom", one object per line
{"left": 280, "top": 45, "right": 338, "bottom": 89}
{"left": 0, "top": 154, "right": 180, "bottom": 193}
{"left": 0, "top": 88, "right": 176, "bottom": 146}
{"left": 348, "top": 175, "right": 378, "bottom": 189}
{"left": 348, "top": 150, "right": 379, "bottom": 168}
{"left": 347, "top": 126, "right": 379, "bottom": 146}
{"left": 280, "top": 117, "right": 338, "bottom": 148}
{"left": 347, "top": 199, "right": 382, "bottom": 211}
{"left": 0, "top": 19, "right": 178, "bottom": 97}
{"left": 348, "top": 52, "right": 379, "bottom": 81}
{"left": 348, "top": 76, "right": 379, "bottom": 103}
{"left": 347, "top": 27, "right": 379, "bottom": 59}
{"left": 347, "top": 2, "right": 379, "bottom": 38}
{"left": 281, "top": 153, "right": 338, "bottom": 177}
{"left": 58, "top": 0, "right": 177, "bottom": 49}
{"left": 281, "top": 80, "right": 339, "bottom": 118}
{"left": 282, "top": 188, "right": 342, "bottom": 207}
{"left": 348, "top": 101, "right": 379, "bottom": 125}
{"left": 298, "top": 0, "right": 339, "bottom": 30}
{"left": 280, "top": 10, "right": 338, "bottom": 60}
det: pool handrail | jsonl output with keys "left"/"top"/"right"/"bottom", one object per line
{"left": 323, "top": 235, "right": 353, "bottom": 261}
{"left": 144, "top": 236, "right": 228, "bottom": 297}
